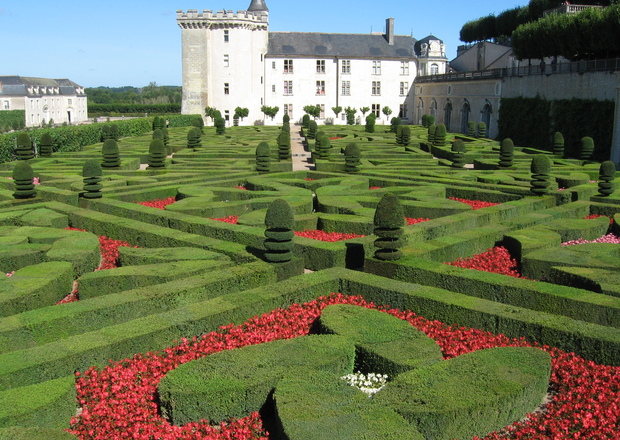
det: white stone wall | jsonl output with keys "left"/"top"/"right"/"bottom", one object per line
{"left": 7, "top": 93, "right": 88, "bottom": 127}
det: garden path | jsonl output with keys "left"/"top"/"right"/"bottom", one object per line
{"left": 291, "top": 130, "right": 313, "bottom": 171}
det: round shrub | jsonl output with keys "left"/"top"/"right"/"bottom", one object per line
{"left": 373, "top": 192, "right": 405, "bottom": 261}
{"left": 434, "top": 123, "right": 447, "bottom": 146}
{"left": 16, "top": 132, "right": 34, "bottom": 160}
{"left": 256, "top": 142, "right": 271, "bottom": 173}
{"left": 39, "top": 133, "right": 53, "bottom": 157}
{"left": 530, "top": 154, "right": 552, "bottom": 195}
{"left": 82, "top": 159, "right": 103, "bottom": 199}
{"left": 283, "top": 114, "right": 290, "bottom": 124}
{"left": 12, "top": 161, "right": 36, "bottom": 199}
{"left": 396, "top": 124, "right": 404, "bottom": 145}
{"left": 215, "top": 117, "right": 226, "bottom": 135}
{"left": 390, "top": 117, "right": 402, "bottom": 133}
{"left": 598, "top": 160, "right": 616, "bottom": 196}
{"left": 499, "top": 138, "right": 514, "bottom": 168}
{"left": 101, "top": 139, "right": 120, "bottom": 168}
{"left": 451, "top": 139, "right": 467, "bottom": 168}
{"left": 365, "top": 115, "right": 375, "bottom": 133}
{"left": 553, "top": 132, "right": 564, "bottom": 157}
{"left": 264, "top": 198, "right": 295, "bottom": 263}
{"left": 580, "top": 136, "right": 594, "bottom": 161}
{"left": 152, "top": 116, "right": 165, "bottom": 131}
{"left": 152, "top": 129, "right": 163, "bottom": 141}
{"left": 344, "top": 142, "right": 361, "bottom": 174}
{"left": 148, "top": 139, "right": 166, "bottom": 168}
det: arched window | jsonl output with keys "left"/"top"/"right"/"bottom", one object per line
{"left": 444, "top": 101, "right": 452, "bottom": 132}
{"left": 481, "top": 101, "right": 492, "bottom": 135}
{"left": 430, "top": 63, "right": 439, "bottom": 75}
{"left": 417, "top": 99, "right": 424, "bottom": 125}
{"left": 460, "top": 101, "right": 470, "bottom": 134}
{"left": 430, "top": 99, "right": 437, "bottom": 119}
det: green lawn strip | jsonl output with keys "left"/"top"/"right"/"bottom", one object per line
{"left": 0, "top": 261, "right": 276, "bottom": 353}
{"left": 0, "top": 426, "right": 75, "bottom": 440}
{"left": 117, "top": 246, "right": 231, "bottom": 265}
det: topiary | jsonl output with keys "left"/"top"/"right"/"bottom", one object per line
{"left": 256, "top": 142, "right": 271, "bottom": 173}
{"left": 390, "top": 117, "right": 402, "bottom": 133}
{"left": 434, "top": 123, "right": 447, "bottom": 146}
{"left": 15, "top": 132, "right": 34, "bottom": 160}
{"left": 427, "top": 124, "right": 436, "bottom": 144}
{"left": 307, "top": 120, "right": 318, "bottom": 139}
{"left": 110, "top": 124, "right": 120, "bottom": 141}
{"left": 281, "top": 121, "right": 290, "bottom": 133}
{"left": 530, "top": 154, "right": 552, "bottom": 196}
{"left": 344, "top": 143, "right": 361, "bottom": 173}
{"left": 215, "top": 117, "right": 226, "bottom": 135}
{"left": 264, "top": 198, "right": 295, "bottom": 263}
{"left": 161, "top": 127, "right": 171, "bottom": 155}
{"left": 365, "top": 114, "right": 375, "bottom": 133}
{"left": 233, "top": 113, "right": 240, "bottom": 126}
{"left": 427, "top": 114, "right": 435, "bottom": 127}
{"left": 580, "top": 136, "right": 594, "bottom": 161}
{"left": 373, "top": 192, "right": 405, "bottom": 261}
{"left": 153, "top": 129, "right": 164, "bottom": 141}
{"left": 316, "top": 135, "right": 331, "bottom": 160}
{"left": 152, "top": 116, "right": 165, "bottom": 131}
{"left": 82, "top": 159, "right": 103, "bottom": 199}
{"left": 302, "top": 114, "right": 310, "bottom": 129}
{"left": 477, "top": 121, "right": 486, "bottom": 138}
{"left": 187, "top": 127, "right": 202, "bottom": 150}
{"left": 597, "top": 160, "right": 616, "bottom": 196}
{"left": 467, "top": 120, "right": 476, "bottom": 137}
{"left": 499, "top": 138, "right": 514, "bottom": 167}
{"left": 100, "top": 124, "right": 112, "bottom": 142}
{"left": 39, "top": 133, "right": 53, "bottom": 157}
{"left": 421, "top": 114, "right": 429, "bottom": 128}
{"left": 401, "top": 126, "right": 411, "bottom": 146}
{"left": 148, "top": 139, "right": 167, "bottom": 168}
{"left": 395, "top": 124, "right": 404, "bottom": 145}
{"left": 553, "top": 132, "right": 564, "bottom": 157}
{"left": 12, "top": 161, "right": 36, "bottom": 199}
{"left": 451, "top": 139, "right": 467, "bottom": 168}
{"left": 283, "top": 114, "right": 290, "bottom": 124}
{"left": 192, "top": 116, "right": 205, "bottom": 132}
{"left": 278, "top": 131, "right": 291, "bottom": 160}
{"left": 101, "top": 139, "right": 121, "bottom": 168}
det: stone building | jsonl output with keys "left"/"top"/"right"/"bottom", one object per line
{"left": 0, "top": 76, "right": 88, "bottom": 127}
{"left": 177, "top": 0, "right": 447, "bottom": 125}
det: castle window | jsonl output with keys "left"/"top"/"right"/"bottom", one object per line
{"left": 341, "top": 60, "right": 351, "bottom": 74}
{"left": 430, "top": 63, "right": 439, "bottom": 75}
{"left": 372, "top": 61, "right": 381, "bottom": 75}
{"left": 224, "top": 30, "right": 229, "bottom": 42}
{"left": 272, "top": 61, "right": 276, "bottom": 69}
{"left": 225, "top": 110, "right": 230, "bottom": 121}
{"left": 3, "top": 101, "right": 9, "bottom": 110}
{"left": 316, "top": 81, "right": 325, "bottom": 95}
{"left": 371, "top": 104, "right": 380, "bottom": 117}
{"left": 316, "top": 60, "right": 325, "bottom": 74}
{"left": 400, "top": 61, "right": 409, "bottom": 75}
{"left": 224, "top": 54, "right": 229, "bottom": 67}
{"left": 341, "top": 80, "right": 350, "bottom": 96}
{"left": 272, "top": 85, "right": 276, "bottom": 93}
{"left": 399, "top": 104, "right": 408, "bottom": 119}
{"left": 399, "top": 81, "right": 409, "bottom": 96}
{"left": 224, "top": 83, "right": 229, "bottom": 94}
{"left": 284, "top": 59, "right": 293, "bottom": 74}
{"left": 284, "top": 80, "right": 293, "bottom": 95}
{"left": 371, "top": 81, "right": 381, "bottom": 96}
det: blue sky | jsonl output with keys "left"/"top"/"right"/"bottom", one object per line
{"left": 1, "top": 0, "right": 527, "bottom": 88}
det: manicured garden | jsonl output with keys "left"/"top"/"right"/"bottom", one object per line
{"left": 0, "top": 116, "right": 618, "bottom": 439}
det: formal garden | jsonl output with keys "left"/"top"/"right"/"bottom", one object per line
{"left": 0, "top": 115, "right": 618, "bottom": 439}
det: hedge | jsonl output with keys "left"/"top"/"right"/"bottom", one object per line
{"left": 88, "top": 103, "right": 181, "bottom": 114}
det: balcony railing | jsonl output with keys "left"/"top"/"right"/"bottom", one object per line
{"left": 543, "top": 4, "right": 604, "bottom": 16}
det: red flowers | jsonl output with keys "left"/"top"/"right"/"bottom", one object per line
{"left": 449, "top": 197, "right": 500, "bottom": 210}
{"left": 446, "top": 246, "right": 522, "bottom": 278}
{"left": 369, "top": 186, "right": 382, "bottom": 190}
{"left": 137, "top": 197, "right": 176, "bottom": 210}
{"left": 235, "top": 186, "right": 248, "bottom": 190}
{"left": 294, "top": 230, "right": 365, "bottom": 242}
{"left": 209, "top": 215, "right": 239, "bottom": 224}
{"left": 70, "top": 293, "right": 620, "bottom": 440}
{"left": 405, "top": 217, "right": 430, "bottom": 226}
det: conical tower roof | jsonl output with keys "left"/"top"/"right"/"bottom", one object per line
{"left": 248, "top": 0, "right": 269, "bottom": 12}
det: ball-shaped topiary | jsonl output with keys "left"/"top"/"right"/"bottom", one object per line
{"left": 215, "top": 117, "right": 226, "bottom": 135}
{"left": 434, "top": 123, "right": 447, "bottom": 146}
{"left": 553, "top": 132, "right": 564, "bottom": 157}
{"left": 39, "top": 133, "right": 53, "bottom": 157}
{"left": 365, "top": 114, "right": 376, "bottom": 133}
{"left": 499, "top": 138, "right": 514, "bottom": 168}
{"left": 256, "top": 142, "right": 271, "bottom": 173}
{"left": 344, "top": 142, "right": 361, "bottom": 173}
{"left": 598, "top": 160, "right": 616, "bottom": 196}
{"left": 192, "top": 117, "right": 205, "bottom": 132}
{"left": 82, "top": 159, "right": 103, "bottom": 199}
{"left": 277, "top": 131, "right": 291, "bottom": 160}
{"left": 373, "top": 192, "right": 405, "bottom": 261}
{"left": 187, "top": 127, "right": 202, "bottom": 150}
{"left": 467, "top": 121, "right": 476, "bottom": 137}
{"left": 16, "top": 132, "right": 34, "bottom": 160}
{"left": 101, "top": 139, "right": 121, "bottom": 168}
{"left": 401, "top": 126, "right": 411, "bottom": 146}
{"left": 477, "top": 122, "right": 486, "bottom": 138}
{"left": 580, "top": 137, "right": 594, "bottom": 161}
{"left": 12, "top": 161, "right": 36, "bottom": 199}
{"left": 530, "top": 154, "right": 552, "bottom": 196}
{"left": 148, "top": 139, "right": 167, "bottom": 168}
{"left": 264, "top": 198, "right": 295, "bottom": 263}
{"left": 427, "top": 124, "right": 436, "bottom": 144}
{"left": 451, "top": 139, "right": 467, "bottom": 168}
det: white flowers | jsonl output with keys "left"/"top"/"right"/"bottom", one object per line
{"left": 341, "top": 371, "right": 389, "bottom": 397}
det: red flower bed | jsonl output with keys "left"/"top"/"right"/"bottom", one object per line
{"left": 137, "top": 197, "right": 176, "bottom": 210}
{"left": 209, "top": 215, "right": 239, "bottom": 224}
{"left": 70, "top": 293, "right": 620, "bottom": 440}
{"left": 329, "top": 137, "right": 342, "bottom": 140}
{"left": 449, "top": 197, "right": 500, "bottom": 210}
{"left": 447, "top": 246, "right": 522, "bottom": 278}
{"left": 294, "top": 229, "right": 365, "bottom": 242}
{"left": 406, "top": 217, "right": 430, "bottom": 226}
{"left": 235, "top": 186, "right": 248, "bottom": 190}
{"left": 304, "top": 178, "right": 315, "bottom": 181}
{"left": 369, "top": 186, "right": 382, "bottom": 190}
{"left": 584, "top": 214, "right": 615, "bottom": 224}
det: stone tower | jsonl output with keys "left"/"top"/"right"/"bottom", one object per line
{"left": 177, "top": 0, "right": 269, "bottom": 120}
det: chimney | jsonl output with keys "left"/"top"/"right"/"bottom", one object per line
{"left": 385, "top": 17, "right": 394, "bottom": 45}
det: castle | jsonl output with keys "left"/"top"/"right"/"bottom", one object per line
{"left": 177, "top": 0, "right": 447, "bottom": 125}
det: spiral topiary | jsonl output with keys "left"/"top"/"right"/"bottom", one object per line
{"left": 373, "top": 192, "right": 405, "bottom": 261}
{"left": 12, "top": 161, "right": 36, "bottom": 199}
{"left": 148, "top": 139, "right": 166, "bottom": 168}
{"left": 302, "top": 114, "right": 310, "bottom": 129}
{"left": 477, "top": 122, "right": 486, "bottom": 138}
{"left": 161, "top": 127, "right": 171, "bottom": 155}
{"left": 580, "top": 137, "right": 594, "bottom": 161}
{"left": 264, "top": 198, "right": 295, "bottom": 263}
{"left": 215, "top": 117, "right": 226, "bottom": 135}
{"left": 365, "top": 114, "right": 375, "bottom": 133}
{"left": 530, "top": 154, "right": 552, "bottom": 196}
{"left": 277, "top": 131, "right": 291, "bottom": 160}
{"left": 451, "top": 139, "right": 467, "bottom": 168}
{"left": 187, "top": 127, "right": 202, "bottom": 150}
{"left": 395, "top": 124, "right": 404, "bottom": 145}
{"left": 598, "top": 160, "right": 616, "bottom": 196}
{"left": 553, "top": 132, "right": 564, "bottom": 157}
{"left": 344, "top": 143, "right": 361, "bottom": 174}
{"left": 401, "top": 126, "right": 411, "bottom": 146}
{"left": 316, "top": 135, "right": 331, "bottom": 160}
{"left": 153, "top": 129, "right": 164, "bottom": 141}
{"left": 82, "top": 159, "right": 103, "bottom": 199}
{"left": 281, "top": 121, "right": 290, "bottom": 133}
{"left": 101, "top": 139, "right": 121, "bottom": 168}
{"left": 256, "top": 142, "right": 271, "bottom": 173}
{"left": 467, "top": 121, "right": 476, "bottom": 137}
{"left": 152, "top": 116, "right": 165, "bottom": 131}
{"left": 434, "top": 123, "right": 447, "bottom": 146}
{"left": 499, "top": 138, "right": 514, "bottom": 168}
{"left": 307, "top": 120, "right": 318, "bottom": 139}
{"left": 16, "top": 132, "right": 34, "bottom": 160}
{"left": 427, "top": 124, "right": 436, "bottom": 144}
{"left": 390, "top": 117, "right": 402, "bottom": 133}
{"left": 39, "top": 133, "right": 53, "bottom": 157}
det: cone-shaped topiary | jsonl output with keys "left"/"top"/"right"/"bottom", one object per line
{"left": 499, "top": 138, "right": 514, "bottom": 168}
{"left": 530, "top": 154, "right": 552, "bottom": 195}
{"left": 16, "top": 132, "right": 34, "bottom": 160}
{"left": 580, "top": 136, "right": 594, "bottom": 160}
{"left": 401, "top": 126, "right": 411, "bottom": 146}
{"left": 344, "top": 142, "right": 361, "bottom": 173}
{"left": 277, "top": 131, "right": 291, "bottom": 160}
{"left": 101, "top": 139, "right": 121, "bottom": 168}
{"left": 161, "top": 127, "right": 171, "bottom": 155}
{"left": 302, "top": 114, "right": 310, "bottom": 129}
{"left": 148, "top": 139, "right": 166, "bottom": 168}
{"left": 307, "top": 120, "right": 318, "bottom": 139}
{"left": 256, "top": 142, "right": 271, "bottom": 172}
{"left": 39, "top": 133, "right": 53, "bottom": 157}
{"left": 316, "top": 135, "right": 331, "bottom": 160}
{"left": 281, "top": 121, "right": 290, "bottom": 133}
{"left": 427, "top": 124, "right": 436, "bottom": 144}
{"left": 390, "top": 117, "right": 402, "bottom": 133}
{"left": 598, "top": 160, "right": 616, "bottom": 196}
{"left": 215, "top": 117, "right": 226, "bottom": 135}
{"left": 152, "top": 116, "right": 165, "bottom": 131}
{"left": 12, "top": 161, "right": 36, "bottom": 199}
{"left": 395, "top": 124, "right": 404, "bottom": 145}
{"left": 365, "top": 114, "right": 375, "bottom": 133}
{"left": 451, "top": 139, "right": 467, "bottom": 168}
{"left": 264, "top": 198, "right": 295, "bottom": 263}
{"left": 467, "top": 121, "right": 476, "bottom": 137}
{"left": 477, "top": 122, "right": 486, "bottom": 138}
{"left": 153, "top": 129, "right": 164, "bottom": 141}
{"left": 283, "top": 114, "right": 290, "bottom": 124}
{"left": 373, "top": 192, "right": 405, "bottom": 261}
{"left": 187, "top": 127, "right": 202, "bottom": 150}
{"left": 553, "top": 132, "right": 564, "bottom": 157}
{"left": 434, "top": 123, "right": 447, "bottom": 146}
{"left": 82, "top": 159, "right": 103, "bottom": 199}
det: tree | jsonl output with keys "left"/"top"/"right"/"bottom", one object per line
{"left": 205, "top": 107, "right": 218, "bottom": 122}
{"left": 580, "top": 137, "right": 594, "bottom": 161}
{"left": 390, "top": 117, "right": 402, "bottom": 133}
{"left": 553, "top": 132, "right": 565, "bottom": 157}
{"left": 15, "top": 133, "right": 34, "bottom": 160}
{"left": 451, "top": 139, "right": 467, "bottom": 168}
{"left": 303, "top": 105, "right": 321, "bottom": 119}
{"left": 234, "top": 107, "right": 249, "bottom": 121}
{"left": 382, "top": 106, "right": 393, "bottom": 119}
{"left": 148, "top": 139, "right": 166, "bottom": 168}
{"left": 365, "top": 114, "right": 376, "bottom": 133}
{"left": 261, "top": 105, "right": 279, "bottom": 120}
{"left": 499, "top": 138, "right": 514, "bottom": 168}
{"left": 434, "top": 124, "right": 447, "bottom": 146}
{"left": 373, "top": 193, "right": 405, "bottom": 261}
{"left": 345, "top": 107, "right": 356, "bottom": 125}
{"left": 215, "top": 117, "right": 226, "bottom": 135}
{"left": 187, "top": 128, "right": 202, "bottom": 150}
{"left": 332, "top": 106, "right": 342, "bottom": 118}
{"left": 277, "top": 131, "right": 291, "bottom": 160}
{"left": 360, "top": 107, "right": 370, "bottom": 117}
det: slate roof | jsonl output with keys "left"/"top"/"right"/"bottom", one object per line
{"left": 0, "top": 76, "right": 85, "bottom": 96}
{"left": 267, "top": 32, "right": 417, "bottom": 59}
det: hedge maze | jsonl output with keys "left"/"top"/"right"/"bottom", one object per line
{"left": 0, "top": 120, "right": 618, "bottom": 439}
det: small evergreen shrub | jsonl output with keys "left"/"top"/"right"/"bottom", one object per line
{"left": 427, "top": 124, "right": 436, "bottom": 144}
{"left": 152, "top": 129, "right": 163, "bottom": 142}
{"left": 215, "top": 117, "right": 226, "bottom": 135}
{"left": 187, "top": 127, "right": 202, "bottom": 150}
{"left": 283, "top": 114, "right": 290, "bottom": 124}
{"left": 101, "top": 139, "right": 121, "bottom": 168}
{"left": 580, "top": 136, "right": 594, "bottom": 160}
{"left": 434, "top": 124, "right": 447, "bottom": 146}
{"left": 152, "top": 116, "right": 165, "bottom": 131}
{"left": 598, "top": 161, "right": 616, "bottom": 196}
{"left": 15, "top": 132, "right": 34, "bottom": 160}
{"left": 307, "top": 120, "right": 318, "bottom": 139}
{"left": 39, "top": 133, "right": 53, "bottom": 157}
{"left": 344, "top": 142, "right": 361, "bottom": 174}
{"left": 390, "top": 117, "right": 402, "bottom": 133}
{"left": 264, "top": 198, "right": 295, "bottom": 262}
{"left": 396, "top": 124, "right": 404, "bottom": 145}
{"left": 421, "top": 114, "right": 435, "bottom": 128}
{"left": 373, "top": 192, "right": 405, "bottom": 261}
{"left": 233, "top": 113, "right": 240, "bottom": 126}
{"left": 530, "top": 154, "right": 552, "bottom": 195}
{"left": 316, "top": 135, "right": 331, "bottom": 160}
{"left": 161, "top": 127, "right": 171, "bottom": 155}
{"left": 82, "top": 159, "right": 103, "bottom": 199}
{"left": 100, "top": 124, "right": 113, "bottom": 142}
{"left": 499, "top": 138, "right": 514, "bottom": 168}
{"left": 365, "top": 114, "right": 376, "bottom": 133}
{"left": 281, "top": 121, "right": 291, "bottom": 133}
{"left": 256, "top": 141, "right": 271, "bottom": 172}
{"left": 553, "top": 132, "right": 565, "bottom": 157}
{"left": 467, "top": 120, "right": 477, "bottom": 137}
{"left": 451, "top": 139, "right": 467, "bottom": 168}
{"left": 12, "top": 161, "right": 36, "bottom": 199}
{"left": 302, "top": 114, "right": 310, "bottom": 129}
{"left": 478, "top": 121, "right": 486, "bottom": 138}
{"left": 192, "top": 116, "right": 205, "bottom": 132}
{"left": 148, "top": 139, "right": 166, "bottom": 168}
{"left": 345, "top": 107, "right": 356, "bottom": 125}
{"left": 110, "top": 124, "right": 120, "bottom": 141}
{"left": 278, "top": 131, "right": 291, "bottom": 160}
{"left": 401, "top": 126, "right": 411, "bottom": 146}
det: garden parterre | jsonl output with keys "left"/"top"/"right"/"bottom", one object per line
{"left": 0, "top": 119, "right": 618, "bottom": 439}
